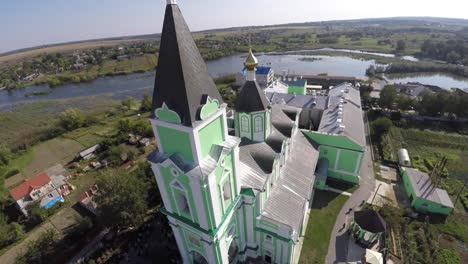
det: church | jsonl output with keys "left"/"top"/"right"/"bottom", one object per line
{"left": 148, "top": 1, "right": 366, "bottom": 263}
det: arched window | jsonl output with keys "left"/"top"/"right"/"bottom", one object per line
{"left": 254, "top": 116, "right": 263, "bottom": 132}
{"left": 191, "top": 251, "right": 208, "bottom": 264}
{"left": 172, "top": 181, "right": 191, "bottom": 217}
{"left": 241, "top": 116, "right": 249, "bottom": 132}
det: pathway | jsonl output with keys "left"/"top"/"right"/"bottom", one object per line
{"left": 325, "top": 112, "right": 376, "bottom": 264}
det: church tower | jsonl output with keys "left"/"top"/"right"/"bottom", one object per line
{"left": 149, "top": 1, "right": 243, "bottom": 263}
{"left": 234, "top": 49, "right": 272, "bottom": 142}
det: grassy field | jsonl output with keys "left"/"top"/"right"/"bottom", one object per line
{"left": 383, "top": 127, "right": 468, "bottom": 178}
{"left": 299, "top": 191, "right": 349, "bottom": 264}
{"left": 0, "top": 98, "right": 118, "bottom": 150}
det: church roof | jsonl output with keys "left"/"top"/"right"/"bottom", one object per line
{"left": 235, "top": 81, "right": 270, "bottom": 113}
{"left": 152, "top": 3, "right": 223, "bottom": 127}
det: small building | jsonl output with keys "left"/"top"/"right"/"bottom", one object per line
{"left": 79, "top": 144, "right": 100, "bottom": 160}
{"left": 9, "top": 172, "right": 63, "bottom": 215}
{"left": 393, "top": 83, "right": 428, "bottom": 98}
{"left": 401, "top": 168, "right": 454, "bottom": 215}
{"left": 139, "top": 137, "right": 151, "bottom": 146}
{"left": 363, "top": 249, "right": 384, "bottom": 264}
{"left": 281, "top": 77, "right": 308, "bottom": 95}
{"left": 398, "top": 149, "right": 411, "bottom": 167}
{"left": 349, "top": 210, "right": 386, "bottom": 248}
{"left": 236, "top": 66, "right": 274, "bottom": 88}
{"left": 79, "top": 185, "right": 99, "bottom": 215}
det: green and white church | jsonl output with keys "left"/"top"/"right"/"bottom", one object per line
{"left": 148, "top": 1, "right": 366, "bottom": 263}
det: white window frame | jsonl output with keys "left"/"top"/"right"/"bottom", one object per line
{"left": 170, "top": 180, "right": 194, "bottom": 222}
{"left": 254, "top": 116, "right": 263, "bottom": 132}
{"left": 241, "top": 116, "right": 249, "bottom": 133}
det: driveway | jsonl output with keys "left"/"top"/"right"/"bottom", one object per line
{"left": 325, "top": 112, "right": 376, "bottom": 264}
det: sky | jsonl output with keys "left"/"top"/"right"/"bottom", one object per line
{"left": 1, "top": 0, "right": 468, "bottom": 53}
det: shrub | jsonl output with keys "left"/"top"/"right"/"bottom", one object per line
{"left": 435, "top": 249, "right": 461, "bottom": 264}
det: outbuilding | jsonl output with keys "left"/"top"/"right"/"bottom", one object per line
{"left": 398, "top": 149, "right": 411, "bottom": 167}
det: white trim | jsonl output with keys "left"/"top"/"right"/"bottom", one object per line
{"left": 189, "top": 132, "right": 201, "bottom": 165}
{"left": 152, "top": 118, "right": 192, "bottom": 133}
{"left": 171, "top": 223, "right": 189, "bottom": 263}
{"left": 190, "top": 175, "right": 209, "bottom": 230}
{"left": 334, "top": 149, "right": 341, "bottom": 170}
{"left": 354, "top": 152, "right": 364, "bottom": 174}
{"left": 150, "top": 119, "right": 164, "bottom": 153}
{"left": 170, "top": 179, "right": 195, "bottom": 223}
{"left": 151, "top": 164, "right": 173, "bottom": 212}
{"left": 194, "top": 106, "right": 226, "bottom": 133}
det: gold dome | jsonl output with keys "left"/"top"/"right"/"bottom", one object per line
{"left": 244, "top": 48, "right": 258, "bottom": 71}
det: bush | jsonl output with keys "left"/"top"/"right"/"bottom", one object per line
{"left": 4, "top": 168, "right": 20, "bottom": 179}
{"left": 435, "top": 249, "right": 461, "bottom": 264}
{"left": 0, "top": 144, "right": 12, "bottom": 166}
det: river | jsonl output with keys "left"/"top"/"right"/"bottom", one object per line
{"left": 1, "top": 51, "right": 467, "bottom": 109}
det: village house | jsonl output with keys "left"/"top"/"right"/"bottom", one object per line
{"left": 9, "top": 172, "right": 64, "bottom": 216}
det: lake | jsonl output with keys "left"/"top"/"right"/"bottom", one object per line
{"left": 1, "top": 52, "right": 467, "bottom": 109}
{"left": 385, "top": 73, "right": 468, "bottom": 90}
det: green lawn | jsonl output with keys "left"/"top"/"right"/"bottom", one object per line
{"left": 299, "top": 191, "right": 349, "bottom": 264}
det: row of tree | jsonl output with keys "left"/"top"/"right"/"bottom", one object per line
{"left": 421, "top": 39, "right": 468, "bottom": 66}
{"left": 377, "top": 86, "right": 468, "bottom": 118}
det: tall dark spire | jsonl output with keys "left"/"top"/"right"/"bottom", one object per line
{"left": 152, "top": 2, "right": 223, "bottom": 127}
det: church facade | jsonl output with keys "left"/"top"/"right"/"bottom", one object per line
{"left": 148, "top": 1, "right": 366, "bottom": 264}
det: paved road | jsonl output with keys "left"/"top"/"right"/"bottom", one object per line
{"left": 325, "top": 112, "right": 376, "bottom": 264}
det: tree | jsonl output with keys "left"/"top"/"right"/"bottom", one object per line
{"left": 140, "top": 94, "right": 152, "bottom": 112}
{"left": 121, "top": 97, "right": 137, "bottom": 111}
{"left": 0, "top": 144, "right": 12, "bottom": 166}
{"left": 446, "top": 51, "right": 461, "bottom": 64}
{"left": 396, "top": 95, "right": 416, "bottom": 111}
{"left": 131, "top": 120, "right": 152, "bottom": 137}
{"left": 59, "top": 108, "right": 86, "bottom": 131}
{"left": 395, "top": 40, "right": 406, "bottom": 53}
{"left": 95, "top": 170, "right": 148, "bottom": 229}
{"left": 378, "top": 86, "right": 397, "bottom": 109}
{"left": 371, "top": 117, "right": 393, "bottom": 139}
{"left": 117, "top": 119, "right": 132, "bottom": 135}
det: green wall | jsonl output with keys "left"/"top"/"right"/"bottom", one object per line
{"left": 318, "top": 146, "right": 361, "bottom": 184}
{"left": 288, "top": 86, "right": 306, "bottom": 95}
{"left": 401, "top": 170, "right": 453, "bottom": 215}
{"left": 199, "top": 116, "right": 225, "bottom": 158}
{"left": 157, "top": 126, "right": 193, "bottom": 162}
{"left": 337, "top": 150, "right": 359, "bottom": 174}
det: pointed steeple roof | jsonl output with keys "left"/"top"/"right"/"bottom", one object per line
{"left": 235, "top": 50, "right": 269, "bottom": 113}
{"left": 152, "top": 3, "right": 223, "bottom": 127}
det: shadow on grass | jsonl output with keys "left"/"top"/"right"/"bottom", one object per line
{"left": 312, "top": 190, "right": 342, "bottom": 209}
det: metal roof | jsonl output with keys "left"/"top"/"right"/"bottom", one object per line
{"left": 318, "top": 83, "right": 366, "bottom": 147}
{"left": 266, "top": 92, "right": 328, "bottom": 110}
{"left": 405, "top": 168, "right": 454, "bottom": 208}
{"left": 152, "top": 4, "right": 223, "bottom": 127}
{"left": 235, "top": 81, "right": 270, "bottom": 113}
{"left": 261, "top": 130, "right": 319, "bottom": 234}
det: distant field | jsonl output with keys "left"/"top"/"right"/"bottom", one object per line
{"left": 0, "top": 39, "right": 148, "bottom": 65}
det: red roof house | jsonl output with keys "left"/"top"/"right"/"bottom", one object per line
{"left": 9, "top": 172, "right": 52, "bottom": 201}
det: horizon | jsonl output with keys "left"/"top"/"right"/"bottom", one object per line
{"left": 1, "top": 0, "right": 468, "bottom": 54}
